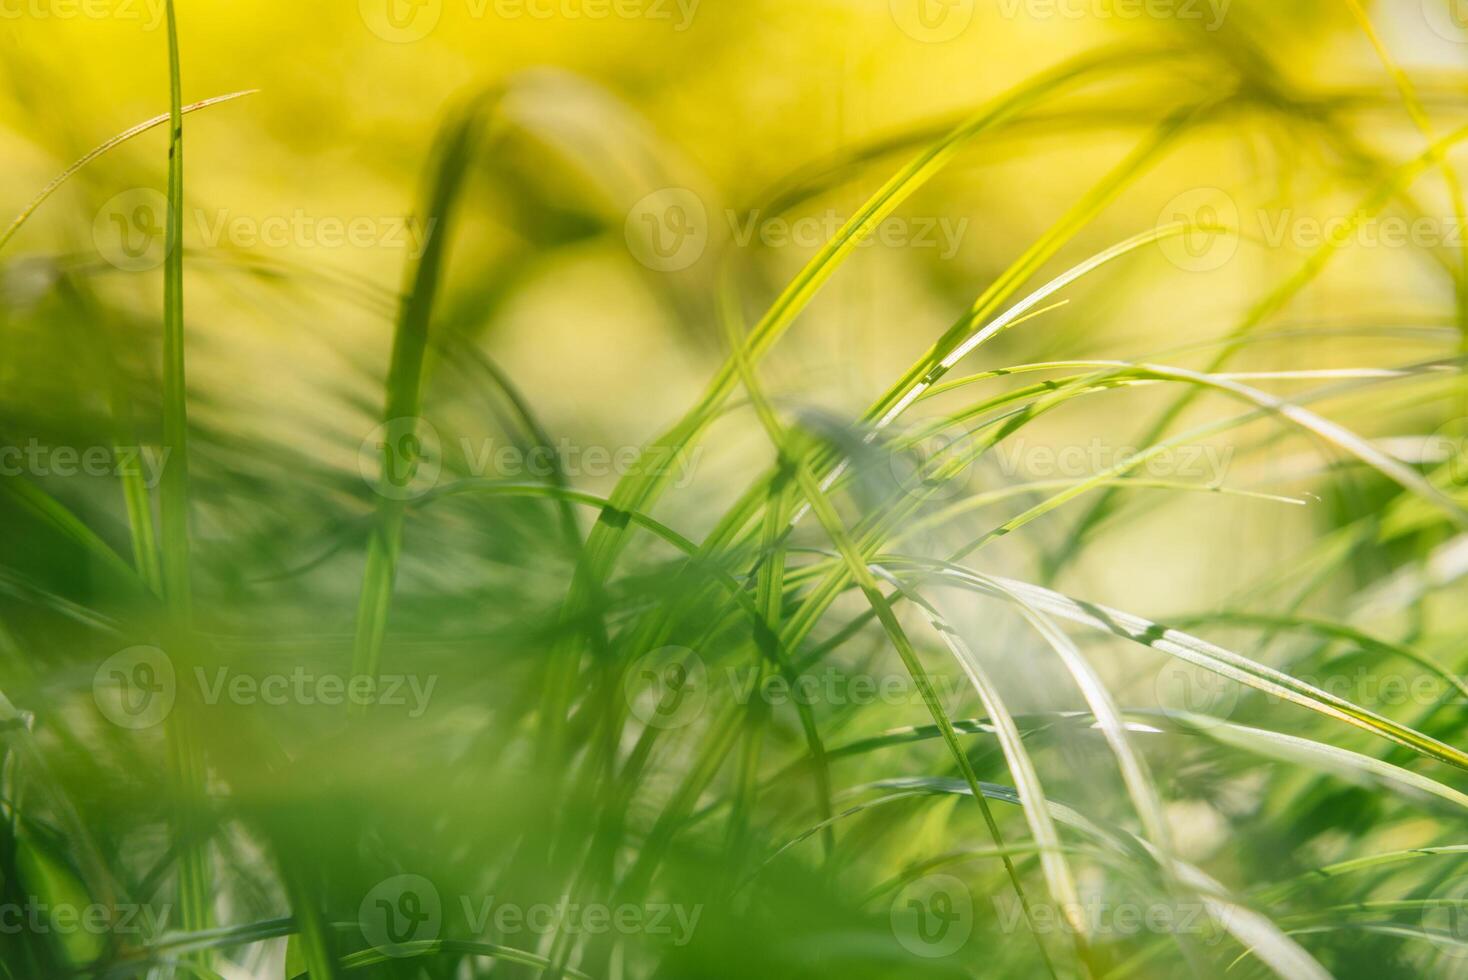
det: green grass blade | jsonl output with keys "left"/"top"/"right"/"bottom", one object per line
{"left": 349, "top": 91, "right": 495, "bottom": 689}
{"left": 0, "top": 90, "right": 256, "bottom": 254}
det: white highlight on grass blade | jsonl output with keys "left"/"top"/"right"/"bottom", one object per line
{"left": 1125, "top": 362, "right": 1468, "bottom": 530}
{"left": 906, "top": 562, "right": 1468, "bottom": 770}
{"left": 870, "top": 568, "right": 1090, "bottom": 943}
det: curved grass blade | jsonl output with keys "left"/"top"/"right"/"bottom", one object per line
{"left": 720, "top": 296, "right": 1064, "bottom": 974}
{"left": 820, "top": 777, "right": 1330, "bottom": 980}
{"left": 157, "top": 6, "right": 211, "bottom": 971}
{"left": 540, "top": 53, "right": 1198, "bottom": 762}
{"left": 901, "top": 560, "right": 1468, "bottom": 770}
{"left": 349, "top": 89, "right": 498, "bottom": 689}
{"left": 0, "top": 90, "right": 256, "bottom": 254}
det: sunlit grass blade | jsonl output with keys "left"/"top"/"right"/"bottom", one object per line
{"left": 904, "top": 561, "right": 1468, "bottom": 770}
{"left": 0, "top": 90, "right": 256, "bottom": 254}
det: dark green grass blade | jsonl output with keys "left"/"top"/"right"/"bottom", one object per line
{"left": 349, "top": 90, "right": 496, "bottom": 688}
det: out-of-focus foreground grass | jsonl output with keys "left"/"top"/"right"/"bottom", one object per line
{"left": 3, "top": 1, "right": 1468, "bottom": 978}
